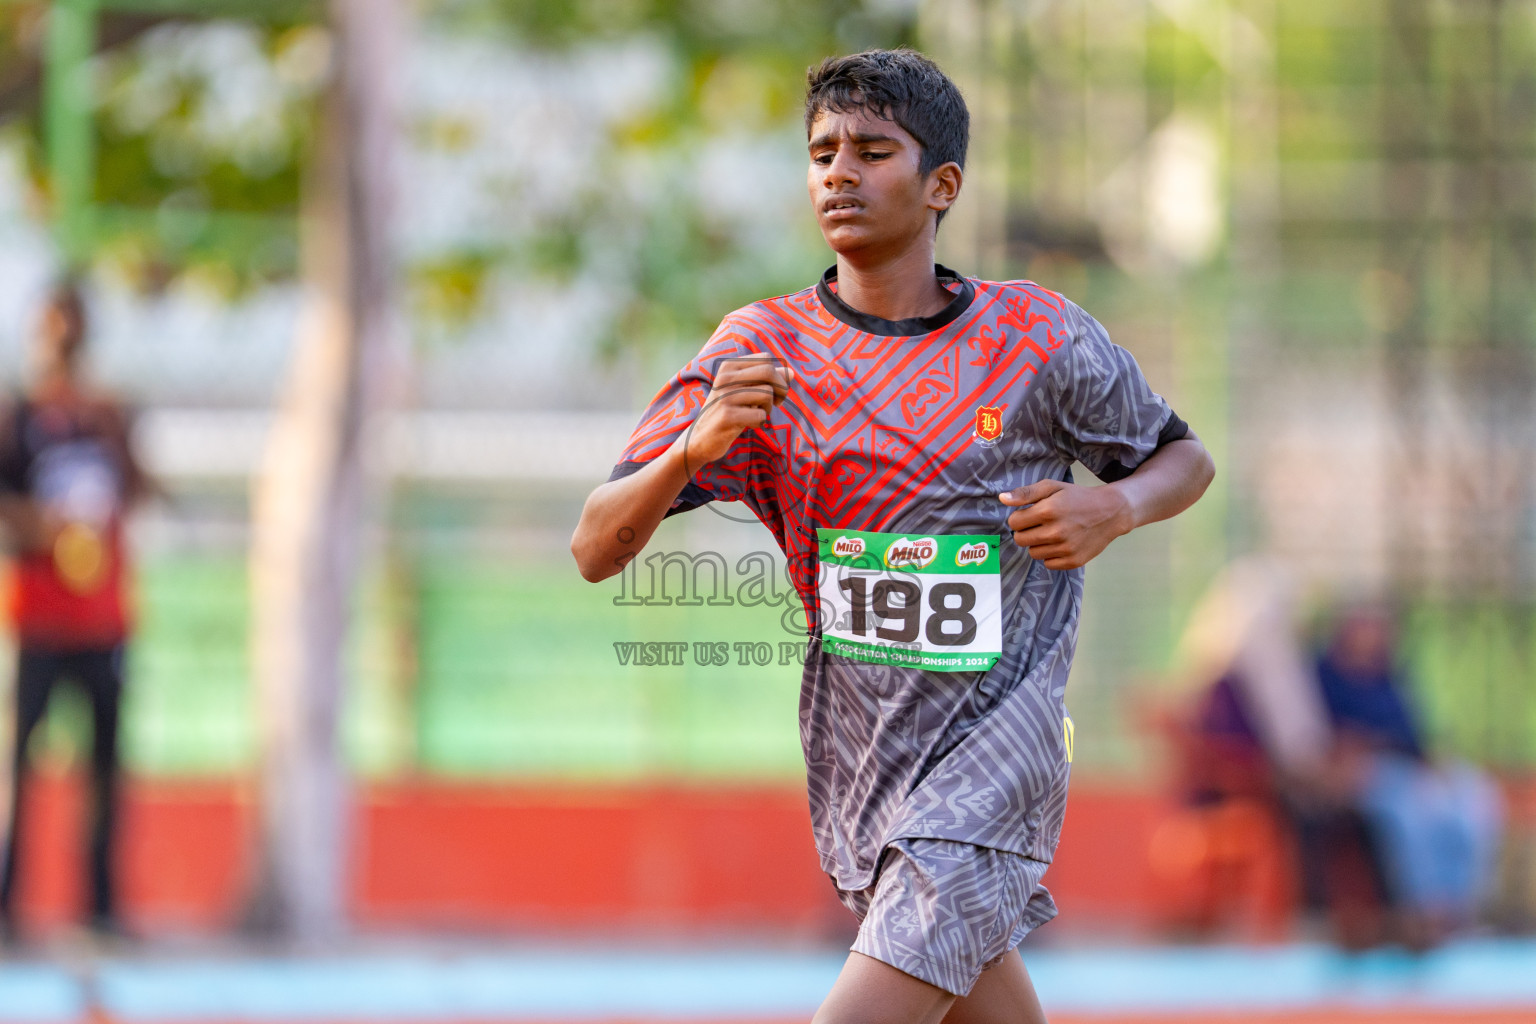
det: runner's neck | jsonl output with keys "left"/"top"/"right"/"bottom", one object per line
{"left": 818, "top": 264, "right": 974, "bottom": 338}
{"left": 832, "top": 248, "right": 954, "bottom": 323}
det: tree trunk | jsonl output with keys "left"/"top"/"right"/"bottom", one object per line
{"left": 247, "top": 0, "right": 400, "bottom": 943}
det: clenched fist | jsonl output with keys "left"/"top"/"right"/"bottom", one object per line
{"left": 1000, "top": 478, "right": 1133, "bottom": 570}
{"left": 683, "top": 353, "right": 795, "bottom": 468}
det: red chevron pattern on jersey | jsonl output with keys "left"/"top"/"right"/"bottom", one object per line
{"left": 617, "top": 271, "right": 1070, "bottom": 624}
{"left": 610, "top": 264, "right": 1185, "bottom": 901}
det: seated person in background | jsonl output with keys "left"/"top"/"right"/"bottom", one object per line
{"left": 1159, "top": 558, "right": 1335, "bottom": 938}
{"left": 1167, "top": 562, "right": 1435, "bottom": 947}
{"left": 1317, "top": 606, "right": 1504, "bottom": 948}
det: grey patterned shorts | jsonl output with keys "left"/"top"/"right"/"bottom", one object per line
{"left": 834, "top": 838, "right": 1058, "bottom": 997}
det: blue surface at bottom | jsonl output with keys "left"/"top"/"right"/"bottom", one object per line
{"left": 0, "top": 965, "right": 83, "bottom": 1023}
{"left": 96, "top": 951, "right": 844, "bottom": 1020}
{"left": 1, "top": 939, "right": 1534, "bottom": 1020}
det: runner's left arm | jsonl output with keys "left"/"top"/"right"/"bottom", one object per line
{"left": 1001, "top": 434, "right": 1211, "bottom": 570}
{"left": 1001, "top": 302, "right": 1213, "bottom": 570}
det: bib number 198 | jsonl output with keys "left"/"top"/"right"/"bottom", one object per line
{"left": 837, "top": 577, "right": 978, "bottom": 646}
{"left": 817, "top": 528, "right": 1002, "bottom": 672}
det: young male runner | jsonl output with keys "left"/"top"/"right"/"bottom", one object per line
{"left": 573, "top": 50, "right": 1213, "bottom": 1024}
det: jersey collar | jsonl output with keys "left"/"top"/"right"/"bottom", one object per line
{"left": 816, "top": 264, "right": 976, "bottom": 337}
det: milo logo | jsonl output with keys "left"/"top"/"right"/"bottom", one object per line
{"left": 884, "top": 536, "right": 937, "bottom": 569}
{"left": 832, "top": 535, "right": 865, "bottom": 558}
{"left": 955, "top": 541, "right": 990, "bottom": 567}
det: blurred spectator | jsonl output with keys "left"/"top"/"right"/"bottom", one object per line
{"left": 1317, "top": 606, "right": 1505, "bottom": 947}
{"left": 1163, "top": 565, "right": 1504, "bottom": 948}
{"left": 0, "top": 281, "right": 150, "bottom": 942}
{"left": 1155, "top": 558, "right": 1329, "bottom": 939}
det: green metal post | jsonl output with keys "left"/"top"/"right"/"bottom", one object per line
{"left": 44, "top": 0, "right": 97, "bottom": 266}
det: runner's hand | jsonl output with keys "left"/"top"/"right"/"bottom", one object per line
{"left": 685, "top": 354, "right": 794, "bottom": 467}
{"left": 1000, "top": 479, "right": 1132, "bottom": 570}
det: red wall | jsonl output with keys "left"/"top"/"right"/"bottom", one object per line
{"left": 8, "top": 774, "right": 1184, "bottom": 935}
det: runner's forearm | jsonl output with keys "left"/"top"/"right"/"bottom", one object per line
{"left": 1106, "top": 434, "right": 1214, "bottom": 534}
{"left": 571, "top": 442, "right": 694, "bottom": 582}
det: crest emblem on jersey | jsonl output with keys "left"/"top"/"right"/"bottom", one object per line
{"left": 973, "top": 405, "right": 1004, "bottom": 447}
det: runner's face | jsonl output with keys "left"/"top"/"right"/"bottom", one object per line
{"left": 807, "top": 108, "right": 937, "bottom": 257}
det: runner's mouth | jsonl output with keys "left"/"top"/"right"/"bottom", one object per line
{"left": 821, "top": 196, "right": 863, "bottom": 218}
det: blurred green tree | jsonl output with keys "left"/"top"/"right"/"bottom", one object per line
{"left": 405, "top": 0, "right": 919, "bottom": 358}
{"left": 0, "top": 0, "right": 917, "bottom": 346}
{"left": 0, "top": 1, "right": 322, "bottom": 294}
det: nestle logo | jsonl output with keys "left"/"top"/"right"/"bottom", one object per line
{"left": 832, "top": 536, "right": 865, "bottom": 558}
{"left": 955, "top": 541, "right": 989, "bottom": 567}
{"left": 884, "top": 536, "right": 937, "bottom": 569}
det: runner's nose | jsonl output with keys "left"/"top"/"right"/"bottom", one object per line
{"left": 824, "top": 148, "right": 860, "bottom": 189}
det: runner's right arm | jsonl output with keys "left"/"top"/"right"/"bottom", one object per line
{"left": 571, "top": 355, "right": 792, "bottom": 582}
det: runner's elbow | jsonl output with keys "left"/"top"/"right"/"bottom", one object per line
{"left": 1195, "top": 443, "right": 1216, "bottom": 491}
{"left": 571, "top": 534, "right": 611, "bottom": 583}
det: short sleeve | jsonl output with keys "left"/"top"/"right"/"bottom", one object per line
{"left": 607, "top": 314, "right": 768, "bottom": 516}
{"left": 1049, "top": 303, "right": 1189, "bottom": 482}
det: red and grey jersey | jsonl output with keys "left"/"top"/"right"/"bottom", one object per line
{"left": 610, "top": 265, "right": 1187, "bottom": 888}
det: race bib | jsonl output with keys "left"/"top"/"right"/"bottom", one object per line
{"left": 816, "top": 528, "right": 1002, "bottom": 672}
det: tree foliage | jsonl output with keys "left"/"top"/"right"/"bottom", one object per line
{"left": 1, "top": 6, "right": 324, "bottom": 294}
{"left": 407, "top": 0, "right": 917, "bottom": 360}
{"left": 1, "top": 0, "right": 916, "bottom": 355}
